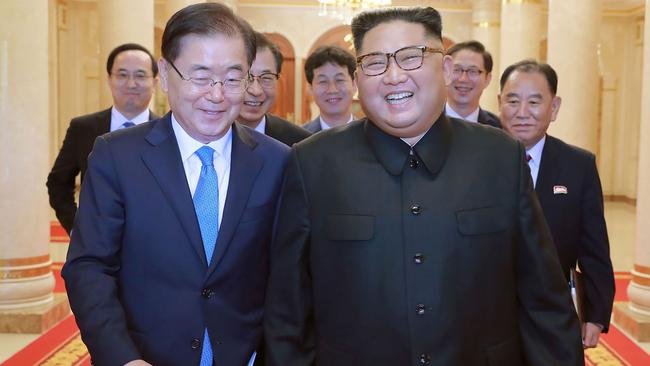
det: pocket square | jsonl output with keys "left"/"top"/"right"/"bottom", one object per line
{"left": 553, "top": 185, "right": 568, "bottom": 195}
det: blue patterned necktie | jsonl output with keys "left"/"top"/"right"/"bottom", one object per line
{"left": 193, "top": 146, "right": 219, "bottom": 366}
{"left": 121, "top": 121, "right": 135, "bottom": 128}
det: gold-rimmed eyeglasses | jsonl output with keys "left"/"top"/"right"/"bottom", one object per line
{"left": 248, "top": 72, "right": 279, "bottom": 90}
{"left": 356, "top": 45, "right": 445, "bottom": 77}
{"left": 166, "top": 59, "right": 248, "bottom": 95}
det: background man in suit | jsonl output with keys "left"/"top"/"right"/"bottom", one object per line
{"left": 265, "top": 7, "right": 582, "bottom": 366}
{"left": 499, "top": 59, "right": 615, "bottom": 349}
{"left": 237, "top": 32, "right": 311, "bottom": 146}
{"left": 46, "top": 43, "right": 159, "bottom": 235}
{"left": 302, "top": 46, "right": 357, "bottom": 133}
{"left": 62, "top": 3, "right": 289, "bottom": 366}
{"left": 445, "top": 40, "right": 501, "bottom": 128}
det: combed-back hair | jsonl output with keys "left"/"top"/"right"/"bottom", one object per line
{"left": 106, "top": 43, "right": 158, "bottom": 77}
{"left": 447, "top": 40, "right": 493, "bottom": 73}
{"left": 500, "top": 59, "right": 558, "bottom": 95}
{"left": 255, "top": 32, "right": 283, "bottom": 74}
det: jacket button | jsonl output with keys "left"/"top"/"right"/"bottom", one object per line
{"left": 409, "top": 158, "right": 419, "bottom": 168}
{"left": 411, "top": 205, "right": 422, "bottom": 215}
{"left": 416, "top": 303, "right": 426, "bottom": 315}
{"left": 413, "top": 253, "right": 424, "bottom": 264}
{"left": 419, "top": 353, "right": 432, "bottom": 364}
{"left": 201, "top": 288, "right": 214, "bottom": 299}
{"left": 191, "top": 338, "right": 201, "bottom": 350}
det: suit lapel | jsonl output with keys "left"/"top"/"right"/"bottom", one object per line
{"left": 264, "top": 114, "right": 277, "bottom": 136}
{"left": 535, "top": 135, "right": 561, "bottom": 198}
{"left": 207, "top": 124, "right": 263, "bottom": 277}
{"left": 141, "top": 113, "right": 206, "bottom": 265}
{"left": 98, "top": 108, "right": 112, "bottom": 135}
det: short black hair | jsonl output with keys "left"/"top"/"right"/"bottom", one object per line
{"left": 447, "top": 40, "right": 493, "bottom": 73}
{"left": 255, "top": 32, "right": 283, "bottom": 74}
{"left": 351, "top": 7, "right": 442, "bottom": 53}
{"left": 500, "top": 59, "right": 558, "bottom": 95}
{"left": 161, "top": 2, "right": 256, "bottom": 67}
{"left": 106, "top": 43, "right": 158, "bottom": 77}
{"left": 304, "top": 46, "right": 356, "bottom": 84}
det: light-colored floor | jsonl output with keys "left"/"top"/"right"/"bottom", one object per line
{"left": 0, "top": 201, "right": 645, "bottom": 363}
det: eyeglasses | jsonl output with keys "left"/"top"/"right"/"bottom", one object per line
{"left": 356, "top": 45, "right": 445, "bottom": 77}
{"left": 111, "top": 72, "right": 153, "bottom": 85}
{"left": 451, "top": 67, "right": 484, "bottom": 81}
{"left": 166, "top": 59, "right": 248, "bottom": 95}
{"left": 248, "top": 72, "right": 279, "bottom": 90}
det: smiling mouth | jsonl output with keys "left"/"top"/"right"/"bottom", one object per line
{"left": 243, "top": 101, "right": 263, "bottom": 107}
{"left": 385, "top": 92, "right": 413, "bottom": 104}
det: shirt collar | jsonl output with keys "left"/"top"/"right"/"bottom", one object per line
{"left": 111, "top": 106, "right": 150, "bottom": 125}
{"left": 319, "top": 114, "right": 354, "bottom": 130}
{"left": 254, "top": 115, "right": 267, "bottom": 134}
{"left": 526, "top": 135, "right": 546, "bottom": 165}
{"left": 445, "top": 103, "right": 480, "bottom": 123}
{"left": 171, "top": 113, "right": 232, "bottom": 163}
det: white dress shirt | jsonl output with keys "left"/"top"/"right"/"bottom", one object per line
{"left": 526, "top": 135, "right": 546, "bottom": 188}
{"left": 254, "top": 115, "right": 267, "bottom": 134}
{"left": 171, "top": 114, "right": 231, "bottom": 228}
{"left": 445, "top": 103, "right": 480, "bottom": 123}
{"left": 319, "top": 114, "right": 355, "bottom": 130}
{"left": 109, "top": 107, "right": 151, "bottom": 131}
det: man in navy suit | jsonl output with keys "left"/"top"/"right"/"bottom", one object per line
{"left": 445, "top": 40, "right": 501, "bottom": 128}
{"left": 499, "top": 59, "right": 615, "bottom": 349}
{"left": 62, "top": 3, "right": 289, "bottom": 366}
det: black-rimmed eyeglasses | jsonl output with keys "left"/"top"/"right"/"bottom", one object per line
{"left": 356, "top": 45, "right": 445, "bottom": 77}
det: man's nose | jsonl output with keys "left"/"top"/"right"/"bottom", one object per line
{"left": 383, "top": 57, "right": 407, "bottom": 85}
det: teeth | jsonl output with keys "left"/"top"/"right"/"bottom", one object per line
{"left": 385, "top": 92, "right": 413, "bottom": 104}
{"left": 244, "top": 101, "right": 263, "bottom": 106}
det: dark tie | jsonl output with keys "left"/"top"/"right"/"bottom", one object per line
{"left": 193, "top": 146, "right": 219, "bottom": 366}
{"left": 526, "top": 154, "right": 532, "bottom": 162}
{"left": 121, "top": 121, "right": 135, "bottom": 128}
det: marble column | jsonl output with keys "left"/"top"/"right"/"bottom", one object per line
{"left": 0, "top": 0, "right": 68, "bottom": 333}
{"left": 499, "top": 0, "right": 543, "bottom": 72}
{"left": 472, "top": 0, "right": 501, "bottom": 112}
{"left": 98, "top": 0, "right": 154, "bottom": 108}
{"left": 613, "top": 1, "right": 650, "bottom": 341}
{"left": 547, "top": 0, "right": 601, "bottom": 153}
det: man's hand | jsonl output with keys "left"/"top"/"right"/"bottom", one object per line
{"left": 582, "top": 322, "right": 603, "bottom": 348}
{"left": 125, "top": 360, "right": 152, "bottom": 366}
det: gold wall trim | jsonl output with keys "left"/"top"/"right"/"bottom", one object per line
{"left": 503, "top": 0, "right": 541, "bottom": 4}
{"left": 0, "top": 255, "right": 50, "bottom": 267}
{"left": 634, "top": 264, "right": 650, "bottom": 275}
{"left": 473, "top": 21, "right": 501, "bottom": 28}
{"left": 0, "top": 266, "right": 51, "bottom": 280}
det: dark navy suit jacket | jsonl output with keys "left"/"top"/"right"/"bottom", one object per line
{"left": 62, "top": 113, "right": 289, "bottom": 366}
{"left": 536, "top": 135, "right": 615, "bottom": 330}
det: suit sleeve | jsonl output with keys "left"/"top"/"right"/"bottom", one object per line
{"left": 46, "top": 120, "right": 81, "bottom": 234}
{"left": 61, "top": 136, "right": 141, "bottom": 366}
{"left": 514, "top": 145, "right": 584, "bottom": 366}
{"left": 264, "top": 149, "right": 315, "bottom": 366}
{"left": 578, "top": 155, "right": 615, "bottom": 331}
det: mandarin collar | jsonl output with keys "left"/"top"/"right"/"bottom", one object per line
{"left": 364, "top": 113, "right": 451, "bottom": 177}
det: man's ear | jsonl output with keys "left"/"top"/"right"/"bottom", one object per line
{"left": 550, "top": 95, "right": 562, "bottom": 122}
{"left": 484, "top": 71, "right": 492, "bottom": 88}
{"left": 442, "top": 55, "right": 454, "bottom": 86}
{"left": 158, "top": 58, "right": 169, "bottom": 93}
